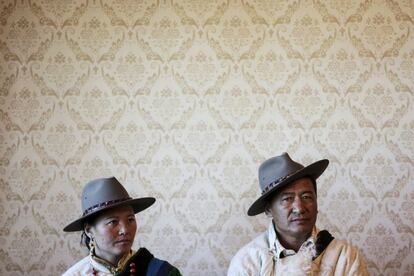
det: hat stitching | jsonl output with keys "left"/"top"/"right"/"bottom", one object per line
{"left": 83, "top": 197, "right": 132, "bottom": 216}
{"left": 261, "top": 170, "right": 299, "bottom": 195}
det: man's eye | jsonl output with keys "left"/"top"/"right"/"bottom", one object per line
{"left": 128, "top": 217, "right": 136, "bottom": 223}
{"left": 108, "top": 220, "right": 118, "bottom": 225}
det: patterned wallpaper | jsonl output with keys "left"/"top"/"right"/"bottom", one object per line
{"left": 0, "top": 0, "right": 413, "bottom": 275}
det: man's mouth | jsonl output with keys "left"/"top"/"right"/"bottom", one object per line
{"left": 290, "top": 218, "right": 308, "bottom": 223}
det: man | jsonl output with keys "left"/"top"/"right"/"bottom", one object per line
{"left": 228, "top": 153, "right": 368, "bottom": 275}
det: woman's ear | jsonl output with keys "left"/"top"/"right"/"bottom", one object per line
{"left": 84, "top": 223, "right": 93, "bottom": 238}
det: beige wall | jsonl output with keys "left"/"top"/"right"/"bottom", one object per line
{"left": 1, "top": 0, "right": 413, "bottom": 275}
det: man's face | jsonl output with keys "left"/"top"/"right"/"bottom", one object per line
{"left": 266, "top": 177, "right": 317, "bottom": 242}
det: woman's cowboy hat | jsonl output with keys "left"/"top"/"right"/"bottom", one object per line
{"left": 63, "top": 177, "right": 155, "bottom": 232}
{"left": 247, "top": 152, "right": 329, "bottom": 216}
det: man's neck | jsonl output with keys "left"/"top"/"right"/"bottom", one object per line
{"left": 276, "top": 232, "right": 310, "bottom": 252}
{"left": 273, "top": 224, "right": 312, "bottom": 252}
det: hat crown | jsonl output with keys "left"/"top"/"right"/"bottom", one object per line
{"left": 64, "top": 177, "right": 155, "bottom": 232}
{"left": 258, "top": 152, "right": 304, "bottom": 192}
{"left": 81, "top": 177, "right": 131, "bottom": 213}
{"left": 248, "top": 153, "right": 328, "bottom": 216}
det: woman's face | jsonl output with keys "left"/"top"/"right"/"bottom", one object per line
{"left": 85, "top": 205, "right": 137, "bottom": 265}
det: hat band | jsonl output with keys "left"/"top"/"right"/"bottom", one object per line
{"left": 261, "top": 170, "right": 299, "bottom": 195}
{"left": 83, "top": 197, "right": 132, "bottom": 216}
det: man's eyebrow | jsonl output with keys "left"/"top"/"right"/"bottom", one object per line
{"left": 280, "top": 190, "right": 314, "bottom": 195}
{"left": 279, "top": 191, "right": 295, "bottom": 196}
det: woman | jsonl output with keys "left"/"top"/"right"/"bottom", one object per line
{"left": 63, "top": 177, "right": 181, "bottom": 276}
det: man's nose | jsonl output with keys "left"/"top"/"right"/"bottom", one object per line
{"left": 292, "top": 197, "right": 305, "bottom": 214}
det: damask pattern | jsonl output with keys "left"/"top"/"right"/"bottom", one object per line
{"left": 0, "top": 1, "right": 413, "bottom": 275}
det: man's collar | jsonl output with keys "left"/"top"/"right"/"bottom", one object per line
{"left": 267, "top": 221, "right": 318, "bottom": 259}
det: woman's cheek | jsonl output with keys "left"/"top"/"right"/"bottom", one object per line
{"left": 101, "top": 225, "right": 117, "bottom": 240}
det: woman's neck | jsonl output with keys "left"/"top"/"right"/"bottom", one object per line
{"left": 92, "top": 248, "right": 130, "bottom": 268}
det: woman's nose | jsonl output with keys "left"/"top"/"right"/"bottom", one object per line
{"left": 118, "top": 223, "right": 127, "bottom": 235}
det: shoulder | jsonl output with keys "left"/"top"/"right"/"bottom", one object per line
{"left": 148, "top": 257, "right": 181, "bottom": 276}
{"left": 231, "top": 231, "right": 269, "bottom": 261}
{"left": 227, "top": 232, "right": 270, "bottom": 275}
{"left": 325, "top": 239, "right": 364, "bottom": 259}
{"left": 319, "top": 239, "right": 368, "bottom": 275}
{"left": 62, "top": 256, "right": 90, "bottom": 276}
{"left": 140, "top": 248, "right": 181, "bottom": 276}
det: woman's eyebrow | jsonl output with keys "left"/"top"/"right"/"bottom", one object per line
{"left": 103, "top": 215, "right": 119, "bottom": 220}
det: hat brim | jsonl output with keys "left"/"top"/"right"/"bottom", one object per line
{"left": 63, "top": 197, "right": 155, "bottom": 232}
{"left": 247, "top": 159, "right": 329, "bottom": 216}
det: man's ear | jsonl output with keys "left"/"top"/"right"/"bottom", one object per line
{"left": 264, "top": 203, "right": 273, "bottom": 218}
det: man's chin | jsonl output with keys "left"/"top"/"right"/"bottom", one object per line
{"left": 289, "top": 223, "right": 313, "bottom": 235}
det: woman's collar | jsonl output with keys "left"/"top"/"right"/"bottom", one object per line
{"left": 90, "top": 248, "right": 134, "bottom": 274}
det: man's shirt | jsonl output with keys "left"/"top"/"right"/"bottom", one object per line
{"left": 227, "top": 221, "right": 369, "bottom": 276}
{"left": 274, "top": 227, "right": 318, "bottom": 260}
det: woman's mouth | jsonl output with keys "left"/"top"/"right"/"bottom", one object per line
{"left": 115, "top": 239, "right": 131, "bottom": 244}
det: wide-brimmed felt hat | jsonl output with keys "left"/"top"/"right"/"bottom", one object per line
{"left": 63, "top": 177, "right": 155, "bottom": 232}
{"left": 247, "top": 152, "right": 329, "bottom": 216}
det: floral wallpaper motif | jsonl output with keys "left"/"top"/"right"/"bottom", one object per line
{"left": 0, "top": 0, "right": 413, "bottom": 275}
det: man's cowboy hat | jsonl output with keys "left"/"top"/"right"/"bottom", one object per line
{"left": 247, "top": 152, "right": 329, "bottom": 216}
{"left": 63, "top": 177, "right": 155, "bottom": 232}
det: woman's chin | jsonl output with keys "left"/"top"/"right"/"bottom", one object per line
{"left": 115, "top": 243, "right": 132, "bottom": 254}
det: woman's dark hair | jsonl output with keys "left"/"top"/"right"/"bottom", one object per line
{"left": 81, "top": 230, "right": 91, "bottom": 250}
{"left": 79, "top": 214, "right": 98, "bottom": 250}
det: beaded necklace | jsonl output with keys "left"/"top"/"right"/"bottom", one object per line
{"left": 90, "top": 249, "right": 137, "bottom": 275}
